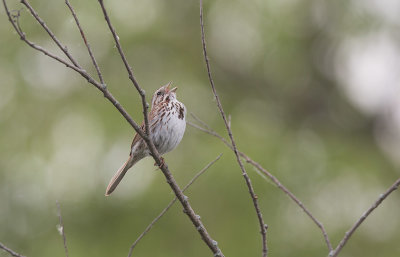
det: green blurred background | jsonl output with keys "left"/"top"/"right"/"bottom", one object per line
{"left": 1, "top": 0, "right": 400, "bottom": 256}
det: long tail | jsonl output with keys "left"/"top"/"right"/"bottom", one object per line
{"left": 105, "top": 156, "right": 138, "bottom": 196}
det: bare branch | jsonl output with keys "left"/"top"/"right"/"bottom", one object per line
{"left": 0, "top": 242, "right": 26, "bottom": 257}
{"left": 97, "top": 0, "right": 150, "bottom": 137}
{"left": 2, "top": 2, "right": 80, "bottom": 73}
{"left": 243, "top": 152, "right": 333, "bottom": 251}
{"left": 56, "top": 201, "right": 69, "bottom": 257}
{"left": 199, "top": 1, "right": 268, "bottom": 255}
{"left": 65, "top": 0, "right": 104, "bottom": 84}
{"left": 190, "top": 113, "right": 213, "bottom": 131}
{"left": 128, "top": 154, "right": 223, "bottom": 257}
{"left": 3, "top": 0, "right": 225, "bottom": 255}
{"left": 188, "top": 116, "right": 333, "bottom": 251}
{"left": 20, "top": 0, "right": 80, "bottom": 68}
{"left": 329, "top": 177, "right": 400, "bottom": 257}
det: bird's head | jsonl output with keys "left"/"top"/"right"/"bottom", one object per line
{"left": 151, "top": 82, "right": 178, "bottom": 107}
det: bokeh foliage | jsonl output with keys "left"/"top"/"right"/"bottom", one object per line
{"left": 1, "top": 0, "right": 399, "bottom": 256}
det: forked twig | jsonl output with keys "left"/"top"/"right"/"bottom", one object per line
{"left": 329, "top": 177, "right": 400, "bottom": 257}
{"left": 65, "top": 0, "right": 104, "bottom": 84}
{"left": 199, "top": 1, "right": 268, "bottom": 256}
{"left": 128, "top": 154, "right": 223, "bottom": 257}
{"left": 56, "top": 201, "right": 69, "bottom": 257}
{"left": 0, "top": 242, "right": 26, "bottom": 257}
{"left": 244, "top": 153, "right": 333, "bottom": 251}
{"left": 97, "top": 0, "right": 151, "bottom": 138}
{"left": 188, "top": 116, "right": 333, "bottom": 251}
{"left": 20, "top": 0, "right": 80, "bottom": 68}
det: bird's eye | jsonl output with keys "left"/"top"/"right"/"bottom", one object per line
{"left": 157, "top": 91, "right": 162, "bottom": 96}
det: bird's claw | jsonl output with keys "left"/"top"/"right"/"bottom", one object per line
{"left": 154, "top": 157, "right": 165, "bottom": 169}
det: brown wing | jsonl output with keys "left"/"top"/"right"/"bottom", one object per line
{"left": 129, "top": 123, "right": 144, "bottom": 155}
{"left": 129, "top": 107, "right": 159, "bottom": 155}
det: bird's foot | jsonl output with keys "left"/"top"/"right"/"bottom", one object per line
{"left": 154, "top": 157, "right": 165, "bottom": 169}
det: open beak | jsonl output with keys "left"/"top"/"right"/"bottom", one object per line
{"left": 164, "top": 82, "right": 177, "bottom": 93}
{"left": 165, "top": 81, "right": 172, "bottom": 91}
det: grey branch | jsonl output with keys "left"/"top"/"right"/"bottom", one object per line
{"left": 0, "top": 242, "right": 26, "bottom": 257}
{"left": 21, "top": 0, "right": 80, "bottom": 68}
{"left": 65, "top": 0, "right": 104, "bottom": 84}
{"left": 97, "top": 0, "right": 150, "bottom": 136}
{"left": 329, "top": 177, "right": 400, "bottom": 257}
{"left": 128, "top": 154, "right": 223, "bottom": 257}
{"left": 188, "top": 114, "right": 333, "bottom": 251}
{"left": 56, "top": 201, "right": 69, "bottom": 257}
{"left": 3, "top": 0, "right": 225, "bottom": 256}
{"left": 199, "top": 1, "right": 268, "bottom": 256}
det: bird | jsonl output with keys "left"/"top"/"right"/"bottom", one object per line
{"left": 105, "top": 82, "right": 186, "bottom": 196}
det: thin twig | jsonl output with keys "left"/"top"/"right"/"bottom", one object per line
{"left": 3, "top": 1, "right": 225, "bottom": 256}
{"left": 0, "top": 242, "right": 26, "bottom": 257}
{"left": 243, "top": 153, "right": 333, "bottom": 251}
{"left": 128, "top": 154, "right": 223, "bottom": 257}
{"left": 329, "top": 177, "right": 400, "bottom": 257}
{"left": 65, "top": 0, "right": 104, "bottom": 84}
{"left": 13, "top": 9, "right": 24, "bottom": 33}
{"left": 3, "top": 3, "right": 80, "bottom": 73}
{"left": 188, "top": 116, "right": 333, "bottom": 251}
{"left": 199, "top": 1, "right": 268, "bottom": 256}
{"left": 190, "top": 113, "right": 213, "bottom": 130}
{"left": 20, "top": 0, "right": 80, "bottom": 68}
{"left": 97, "top": 0, "right": 150, "bottom": 136}
{"left": 56, "top": 201, "right": 69, "bottom": 257}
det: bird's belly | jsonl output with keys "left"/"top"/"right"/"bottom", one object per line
{"left": 152, "top": 114, "right": 186, "bottom": 155}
